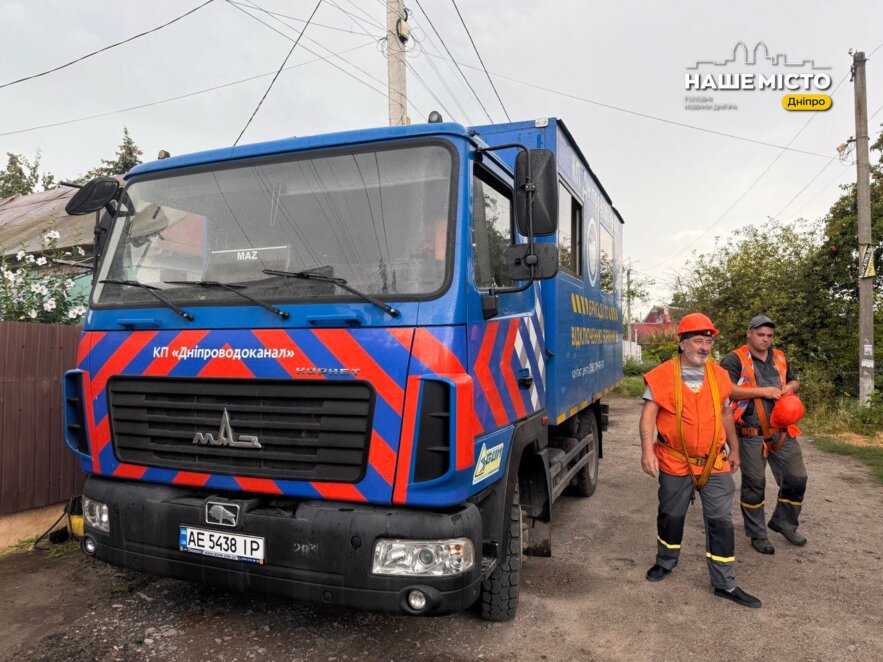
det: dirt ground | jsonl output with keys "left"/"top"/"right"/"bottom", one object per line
{"left": 1, "top": 396, "right": 881, "bottom": 662}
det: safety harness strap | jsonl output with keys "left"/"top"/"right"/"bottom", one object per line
{"left": 741, "top": 357, "right": 785, "bottom": 456}
{"left": 672, "top": 356, "right": 722, "bottom": 490}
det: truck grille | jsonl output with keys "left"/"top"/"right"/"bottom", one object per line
{"left": 107, "top": 376, "right": 374, "bottom": 482}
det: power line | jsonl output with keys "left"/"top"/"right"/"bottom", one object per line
{"left": 0, "top": 0, "right": 216, "bottom": 91}
{"left": 412, "top": 0, "right": 494, "bottom": 123}
{"left": 233, "top": 0, "right": 323, "bottom": 146}
{"left": 0, "top": 41, "right": 375, "bottom": 138}
{"left": 227, "top": 1, "right": 383, "bottom": 36}
{"left": 449, "top": 0, "right": 510, "bottom": 121}
{"left": 770, "top": 158, "right": 838, "bottom": 221}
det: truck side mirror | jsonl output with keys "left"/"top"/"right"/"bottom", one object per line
{"left": 506, "top": 243, "right": 558, "bottom": 281}
{"left": 65, "top": 177, "right": 120, "bottom": 216}
{"left": 514, "top": 149, "right": 557, "bottom": 237}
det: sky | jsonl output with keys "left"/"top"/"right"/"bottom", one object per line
{"left": 1, "top": 0, "right": 882, "bottom": 316}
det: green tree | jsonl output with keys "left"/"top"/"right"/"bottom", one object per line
{"left": 0, "top": 151, "right": 55, "bottom": 198}
{"left": 77, "top": 127, "right": 144, "bottom": 181}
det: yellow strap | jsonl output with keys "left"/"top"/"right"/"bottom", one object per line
{"left": 672, "top": 356, "right": 722, "bottom": 490}
{"left": 657, "top": 536, "right": 681, "bottom": 550}
{"left": 706, "top": 552, "right": 735, "bottom": 563}
{"left": 658, "top": 443, "right": 725, "bottom": 470}
{"left": 740, "top": 500, "right": 765, "bottom": 509}
{"left": 778, "top": 498, "right": 802, "bottom": 506}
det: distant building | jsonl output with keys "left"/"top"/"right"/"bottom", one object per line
{"left": 632, "top": 305, "right": 677, "bottom": 344}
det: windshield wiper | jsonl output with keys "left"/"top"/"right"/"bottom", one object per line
{"left": 100, "top": 279, "right": 194, "bottom": 321}
{"left": 164, "top": 280, "right": 289, "bottom": 320}
{"left": 262, "top": 268, "right": 400, "bottom": 318}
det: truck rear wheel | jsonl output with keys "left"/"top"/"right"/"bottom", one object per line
{"left": 479, "top": 482, "right": 522, "bottom": 621}
{"left": 569, "top": 413, "right": 599, "bottom": 498}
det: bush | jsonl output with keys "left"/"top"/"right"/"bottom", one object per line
{"left": 611, "top": 375, "right": 645, "bottom": 398}
{"left": 641, "top": 332, "right": 677, "bottom": 364}
{"left": 623, "top": 356, "right": 660, "bottom": 376}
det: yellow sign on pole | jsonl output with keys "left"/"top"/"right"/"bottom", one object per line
{"left": 859, "top": 244, "right": 876, "bottom": 279}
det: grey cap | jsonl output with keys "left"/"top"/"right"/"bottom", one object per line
{"left": 748, "top": 315, "right": 775, "bottom": 329}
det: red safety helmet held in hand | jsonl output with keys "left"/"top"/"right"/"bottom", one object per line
{"left": 770, "top": 393, "right": 805, "bottom": 437}
{"left": 676, "top": 313, "right": 720, "bottom": 337}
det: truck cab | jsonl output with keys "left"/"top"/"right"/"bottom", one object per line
{"left": 64, "top": 118, "right": 623, "bottom": 620}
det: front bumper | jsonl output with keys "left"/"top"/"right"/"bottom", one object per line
{"left": 83, "top": 476, "right": 483, "bottom": 616}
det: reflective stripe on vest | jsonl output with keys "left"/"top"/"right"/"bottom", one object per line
{"left": 730, "top": 345, "right": 787, "bottom": 423}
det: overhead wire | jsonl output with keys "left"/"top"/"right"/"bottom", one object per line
{"left": 0, "top": 41, "right": 376, "bottom": 138}
{"left": 233, "top": 0, "right": 323, "bottom": 146}
{"left": 0, "top": 0, "right": 216, "bottom": 91}
{"left": 449, "top": 0, "right": 510, "bottom": 121}
{"left": 227, "top": 0, "right": 383, "bottom": 36}
{"left": 412, "top": 0, "right": 495, "bottom": 123}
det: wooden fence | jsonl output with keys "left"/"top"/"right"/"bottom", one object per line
{"left": 0, "top": 321, "right": 85, "bottom": 516}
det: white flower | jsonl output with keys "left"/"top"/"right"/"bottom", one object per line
{"left": 35, "top": 256, "right": 47, "bottom": 266}
{"left": 16, "top": 250, "right": 26, "bottom": 261}
{"left": 43, "top": 298, "right": 56, "bottom": 312}
{"left": 68, "top": 306, "right": 86, "bottom": 319}
{"left": 31, "top": 283, "right": 48, "bottom": 295}
{"left": 75, "top": 246, "right": 85, "bottom": 256}
{"left": 26, "top": 254, "right": 36, "bottom": 264}
{"left": 42, "top": 230, "right": 61, "bottom": 244}
{"left": 28, "top": 309, "right": 37, "bottom": 319}
{"left": 64, "top": 279, "right": 75, "bottom": 290}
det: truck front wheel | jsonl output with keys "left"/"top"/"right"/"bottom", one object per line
{"left": 569, "top": 412, "right": 600, "bottom": 497}
{"left": 479, "top": 482, "right": 522, "bottom": 621}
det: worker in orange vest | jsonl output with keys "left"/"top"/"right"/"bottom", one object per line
{"left": 641, "top": 313, "right": 761, "bottom": 608}
{"left": 721, "top": 315, "right": 807, "bottom": 554}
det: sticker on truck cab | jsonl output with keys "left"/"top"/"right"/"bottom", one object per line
{"left": 472, "top": 442, "right": 505, "bottom": 484}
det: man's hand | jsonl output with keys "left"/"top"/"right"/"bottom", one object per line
{"left": 762, "top": 386, "right": 783, "bottom": 400}
{"left": 728, "top": 449, "right": 740, "bottom": 473}
{"left": 641, "top": 449, "right": 659, "bottom": 477}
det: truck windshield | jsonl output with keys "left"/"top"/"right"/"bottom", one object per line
{"left": 93, "top": 143, "right": 454, "bottom": 308}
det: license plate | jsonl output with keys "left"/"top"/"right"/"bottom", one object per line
{"left": 179, "top": 526, "right": 265, "bottom": 564}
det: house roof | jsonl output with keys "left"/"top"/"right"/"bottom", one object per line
{"left": 0, "top": 186, "right": 97, "bottom": 255}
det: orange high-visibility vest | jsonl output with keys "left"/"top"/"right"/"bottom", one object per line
{"left": 730, "top": 345, "right": 788, "bottom": 424}
{"left": 644, "top": 359, "right": 733, "bottom": 477}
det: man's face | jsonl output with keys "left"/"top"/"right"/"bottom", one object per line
{"left": 747, "top": 326, "right": 775, "bottom": 353}
{"left": 680, "top": 335, "right": 714, "bottom": 366}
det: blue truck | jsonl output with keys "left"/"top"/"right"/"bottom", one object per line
{"left": 62, "top": 117, "right": 623, "bottom": 620}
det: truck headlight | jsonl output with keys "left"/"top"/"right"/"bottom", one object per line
{"left": 371, "top": 538, "right": 474, "bottom": 576}
{"left": 82, "top": 496, "right": 110, "bottom": 533}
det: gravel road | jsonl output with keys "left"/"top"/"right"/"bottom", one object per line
{"left": 1, "top": 396, "right": 881, "bottom": 661}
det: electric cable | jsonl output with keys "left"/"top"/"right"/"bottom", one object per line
{"left": 0, "top": 0, "right": 216, "bottom": 91}
{"left": 412, "top": 0, "right": 494, "bottom": 123}
{"left": 449, "top": 0, "right": 510, "bottom": 121}
{"left": 227, "top": 0, "right": 383, "bottom": 36}
{"left": 233, "top": 0, "right": 323, "bottom": 146}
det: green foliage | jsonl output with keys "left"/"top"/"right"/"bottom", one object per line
{"left": 611, "top": 375, "right": 645, "bottom": 397}
{"left": 672, "top": 124, "right": 883, "bottom": 395}
{"left": 641, "top": 331, "right": 677, "bottom": 364}
{"left": 76, "top": 126, "right": 143, "bottom": 181}
{"left": 623, "top": 356, "right": 659, "bottom": 376}
{"left": 0, "top": 232, "right": 87, "bottom": 324}
{"left": 811, "top": 435, "right": 883, "bottom": 485}
{"left": 0, "top": 151, "right": 55, "bottom": 198}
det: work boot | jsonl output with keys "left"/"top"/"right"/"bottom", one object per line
{"left": 750, "top": 538, "right": 775, "bottom": 555}
{"left": 645, "top": 564, "right": 672, "bottom": 582}
{"left": 713, "top": 587, "right": 762, "bottom": 609}
{"left": 769, "top": 521, "right": 807, "bottom": 546}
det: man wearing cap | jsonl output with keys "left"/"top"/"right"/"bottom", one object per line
{"left": 640, "top": 313, "right": 762, "bottom": 608}
{"left": 721, "top": 316, "right": 807, "bottom": 555}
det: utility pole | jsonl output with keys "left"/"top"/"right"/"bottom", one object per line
{"left": 386, "top": 0, "right": 410, "bottom": 127}
{"left": 852, "top": 50, "right": 874, "bottom": 405}
{"left": 626, "top": 267, "right": 632, "bottom": 346}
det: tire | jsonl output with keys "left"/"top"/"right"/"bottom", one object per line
{"left": 479, "top": 482, "right": 522, "bottom": 621}
{"left": 569, "top": 412, "right": 599, "bottom": 498}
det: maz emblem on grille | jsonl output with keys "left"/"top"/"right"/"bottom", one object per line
{"left": 193, "top": 408, "right": 262, "bottom": 449}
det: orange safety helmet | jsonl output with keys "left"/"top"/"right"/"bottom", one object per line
{"left": 770, "top": 393, "right": 805, "bottom": 437}
{"left": 676, "top": 313, "right": 720, "bottom": 337}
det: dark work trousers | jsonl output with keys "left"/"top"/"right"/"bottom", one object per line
{"left": 655, "top": 471, "right": 736, "bottom": 590}
{"left": 739, "top": 435, "right": 807, "bottom": 539}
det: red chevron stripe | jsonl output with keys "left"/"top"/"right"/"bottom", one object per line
{"left": 446, "top": 375, "right": 476, "bottom": 470}
{"left": 91, "top": 331, "right": 158, "bottom": 394}
{"left": 310, "top": 482, "right": 368, "bottom": 502}
{"left": 314, "top": 329, "right": 404, "bottom": 411}
{"left": 252, "top": 329, "right": 322, "bottom": 379}
{"left": 143, "top": 330, "right": 210, "bottom": 375}
{"left": 234, "top": 477, "right": 283, "bottom": 494}
{"left": 475, "top": 323, "right": 507, "bottom": 426}
{"left": 114, "top": 463, "right": 147, "bottom": 479}
{"left": 390, "top": 328, "right": 465, "bottom": 373}
{"left": 501, "top": 319, "right": 527, "bottom": 420}
{"left": 393, "top": 376, "right": 422, "bottom": 504}
{"left": 368, "top": 431, "right": 396, "bottom": 485}
{"left": 77, "top": 332, "right": 103, "bottom": 367}
{"left": 172, "top": 471, "right": 211, "bottom": 487}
